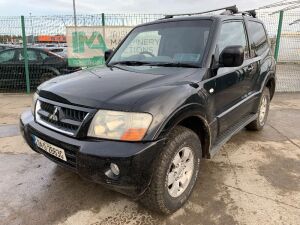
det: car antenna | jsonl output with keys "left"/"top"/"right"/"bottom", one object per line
{"left": 163, "top": 5, "right": 238, "bottom": 19}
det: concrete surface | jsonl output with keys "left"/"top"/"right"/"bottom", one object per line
{"left": 0, "top": 93, "right": 299, "bottom": 225}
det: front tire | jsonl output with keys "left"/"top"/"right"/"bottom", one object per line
{"left": 140, "top": 126, "right": 202, "bottom": 214}
{"left": 246, "top": 87, "right": 270, "bottom": 131}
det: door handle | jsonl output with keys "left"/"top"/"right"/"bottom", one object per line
{"left": 246, "top": 65, "right": 254, "bottom": 72}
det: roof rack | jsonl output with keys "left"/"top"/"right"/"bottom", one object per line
{"left": 163, "top": 5, "right": 256, "bottom": 19}
{"left": 163, "top": 5, "right": 238, "bottom": 19}
{"left": 238, "top": 10, "right": 257, "bottom": 18}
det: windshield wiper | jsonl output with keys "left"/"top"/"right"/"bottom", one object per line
{"left": 108, "top": 61, "right": 201, "bottom": 68}
{"left": 147, "top": 62, "right": 201, "bottom": 68}
{"left": 109, "top": 61, "right": 151, "bottom": 66}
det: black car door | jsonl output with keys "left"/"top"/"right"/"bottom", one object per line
{"left": 0, "top": 49, "right": 18, "bottom": 89}
{"left": 245, "top": 19, "right": 271, "bottom": 95}
{"left": 204, "top": 20, "right": 254, "bottom": 136}
{"left": 15, "top": 49, "right": 41, "bottom": 88}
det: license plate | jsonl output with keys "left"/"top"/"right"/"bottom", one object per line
{"left": 34, "top": 136, "right": 67, "bottom": 161}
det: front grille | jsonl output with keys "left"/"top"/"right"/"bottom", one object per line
{"left": 36, "top": 98, "right": 90, "bottom": 136}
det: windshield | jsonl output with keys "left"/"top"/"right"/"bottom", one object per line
{"left": 108, "top": 20, "right": 212, "bottom": 68}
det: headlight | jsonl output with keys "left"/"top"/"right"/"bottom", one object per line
{"left": 88, "top": 110, "right": 152, "bottom": 141}
{"left": 31, "top": 93, "right": 39, "bottom": 115}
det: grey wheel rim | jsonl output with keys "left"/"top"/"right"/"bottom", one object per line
{"left": 167, "top": 147, "right": 194, "bottom": 198}
{"left": 259, "top": 95, "right": 268, "bottom": 125}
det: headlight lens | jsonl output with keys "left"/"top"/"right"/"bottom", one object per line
{"left": 31, "top": 93, "right": 39, "bottom": 115}
{"left": 88, "top": 110, "right": 152, "bottom": 141}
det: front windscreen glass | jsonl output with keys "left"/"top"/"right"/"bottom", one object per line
{"left": 108, "top": 20, "right": 212, "bottom": 68}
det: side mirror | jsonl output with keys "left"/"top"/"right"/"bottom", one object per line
{"left": 104, "top": 49, "right": 113, "bottom": 62}
{"left": 219, "top": 45, "right": 244, "bottom": 67}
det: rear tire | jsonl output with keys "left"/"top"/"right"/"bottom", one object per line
{"left": 246, "top": 87, "right": 270, "bottom": 131}
{"left": 140, "top": 126, "right": 202, "bottom": 214}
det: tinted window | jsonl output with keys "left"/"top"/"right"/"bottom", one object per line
{"left": 248, "top": 21, "right": 268, "bottom": 56}
{"left": 218, "top": 21, "right": 249, "bottom": 59}
{"left": 27, "top": 50, "right": 38, "bottom": 61}
{"left": 0, "top": 50, "right": 15, "bottom": 63}
{"left": 18, "top": 49, "right": 38, "bottom": 61}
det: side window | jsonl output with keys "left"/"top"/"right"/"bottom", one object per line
{"left": 248, "top": 21, "right": 269, "bottom": 56}
{"left": 27, "top": 50, "right": 38, "bottom": 61}
{"left": 18, "top": 49, "right": 38, "bottom": 61}
{"left": 218, "top": 21, "right": 250, "bottom": 59}
{"left": 0, "top": 50, "right": 15, "bottom": 63}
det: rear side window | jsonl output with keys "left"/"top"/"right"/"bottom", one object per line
{"left": 218, "top": 21, "right": 250, "bottom": 59}
{"left": 248, "top": 21, "right": 269, "bottom": 56}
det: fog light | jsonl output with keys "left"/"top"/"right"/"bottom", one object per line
{"left": 110, "top": 163, "right": 120, "bottom": 176}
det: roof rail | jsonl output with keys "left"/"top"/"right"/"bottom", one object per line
{"left": 238, "top": 10, "right": 257, "bottom": 18}
{"left": 163, "top": 5, "right": 238, "bottom": 19}
{"left": 162, "top": 5, "right": 256, "bottom": 19}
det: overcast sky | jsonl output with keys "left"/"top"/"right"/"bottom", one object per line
{"left": 0, "top": 0, "right": 283, "bottom": 16}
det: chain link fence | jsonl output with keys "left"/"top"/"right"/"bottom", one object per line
{"left": 257, "top": 11, "right": 300, "bottom": 92}
{"left": 0, "top": 12, "right": 299, "bottom": 93}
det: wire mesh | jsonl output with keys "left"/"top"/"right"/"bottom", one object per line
{"left": 0, "top": 17, "right": 25, "bottom": 92}
{"left": 0, "top": 12, "right": 299, "bottom": 93}
{"left": 257, "top": 11, "right": 300, "bottom": 92}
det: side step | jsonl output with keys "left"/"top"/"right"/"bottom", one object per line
{"left": 209, "top": 113, "right": 258, "bottom": 158}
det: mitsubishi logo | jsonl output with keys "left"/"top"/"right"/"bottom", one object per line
{"left": 49, "top": 106, "right": 61, "bottom": 122}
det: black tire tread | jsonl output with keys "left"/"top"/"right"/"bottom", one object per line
{"left": 140, "top": 126, "right": 201, "bottom": 214}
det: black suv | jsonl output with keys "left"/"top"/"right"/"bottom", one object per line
{"left": 20, "top": 8, "right": 276, "bottom": 214}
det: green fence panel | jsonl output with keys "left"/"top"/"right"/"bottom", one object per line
{"left": 274, "top": 11, "right": 284, "bottom": 62}
{"left": 21, "top": 15, "right": 30, "bottom": 94}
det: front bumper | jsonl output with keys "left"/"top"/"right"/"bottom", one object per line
{"left": 20, "top": 110, "right": 164, "bottom": 197}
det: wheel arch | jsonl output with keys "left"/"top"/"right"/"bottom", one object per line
{"left": 265, "top": 75, "right": 276, "bottom": 100}
{"left": 155, "top": 104, "right": 211, "bottom": 158}
{"left": 40, "top": 66, "right": 61, "bottom": 76}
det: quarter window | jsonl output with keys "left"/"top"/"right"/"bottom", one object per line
{"left": 248, "top": 21, "right": 268, "bottom": 56}
{"left": 218, "top": 21, "right": 250, "bottom": 59}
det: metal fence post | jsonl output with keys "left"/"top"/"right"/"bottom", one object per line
{"left": 101, "top": 13, "right": 105, "bottom": 26}
{"left": 274, "top": 10, "right": 284, "bottom": 62}
{"left": 21, "top": 15, "right": 30, "bottom": 93}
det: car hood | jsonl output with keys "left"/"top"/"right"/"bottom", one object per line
{"left": 38, "top": 65, "right": 203, "bottom": 109}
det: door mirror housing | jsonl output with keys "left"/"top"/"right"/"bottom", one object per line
{"left": 219, "top": 45, "right": 244, "bottom": 67}
{"left": 104, "top": 49, "right": 114, "bottom": 62}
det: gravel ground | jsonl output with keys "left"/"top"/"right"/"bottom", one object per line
{"left": 0, "top": 93, "right": 299, "bottom": 225}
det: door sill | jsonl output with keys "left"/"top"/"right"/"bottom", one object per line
{"left": 209, "top": 113, "right": 258, "bottom": 158}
